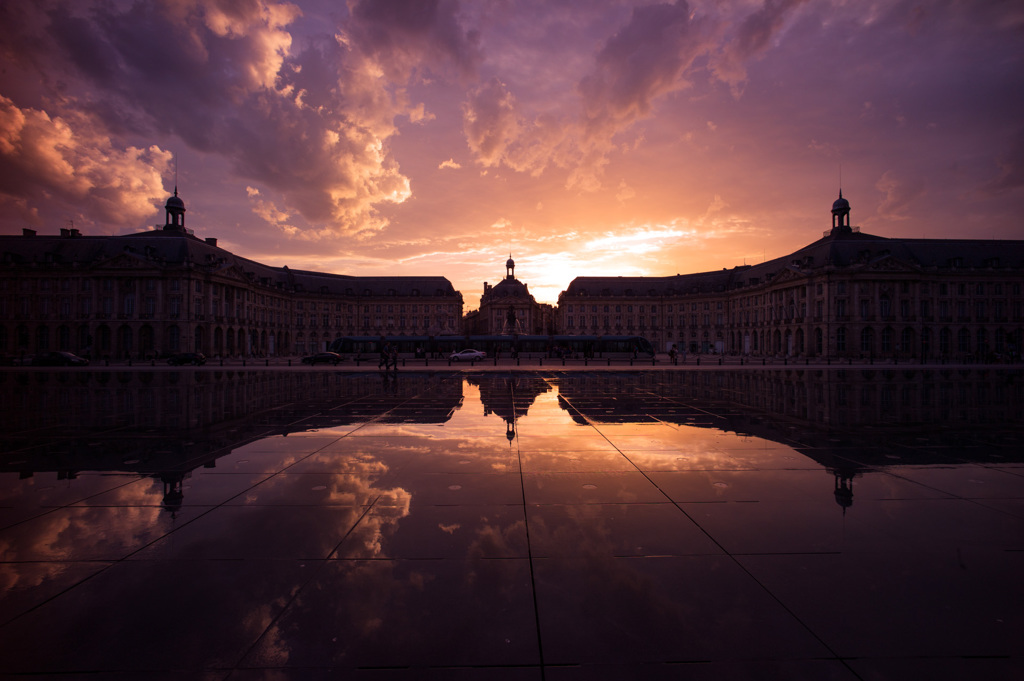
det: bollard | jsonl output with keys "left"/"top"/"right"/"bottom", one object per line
{"left": 220, "top": 358, "right": 224, "bottom": 367}
{"left": 719, "top": 358, "right": 722, "bottom": 365}
{"left": 288, "top": 359, "right": 291, "bottom": 366}
{"left": 243, "top": 359, "right": 246, "bottom": 367}
{"left": 266, "top": 359, "right": 269, "bottom": 367}
{"left": 151, "top": 359, "right": 155, "bottom": 367}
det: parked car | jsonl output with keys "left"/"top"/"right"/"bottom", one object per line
{"left": 301, "top": 351, "right": 342, "bottom": 366}
{"left": 449, "top": 349, "right": 486, "bottom": 362}
{"left": 167, "top": 352, "right": 206, "bottom": 366}
{"left": 30, "top": 351, "right": 90, "bottom": 367}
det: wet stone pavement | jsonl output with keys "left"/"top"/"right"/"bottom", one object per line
{"left": 0, "top": 368, "right": 1022, "bottom": 680}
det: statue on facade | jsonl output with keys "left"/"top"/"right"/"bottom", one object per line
{"left": 501, "top": 304, "right": 523, "bottom": 335}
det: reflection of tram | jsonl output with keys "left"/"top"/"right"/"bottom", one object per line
{"left": 328, "top": 335, "right": 655, "bottom": 358}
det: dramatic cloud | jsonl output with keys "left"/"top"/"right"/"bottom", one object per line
{"left": 0, "top": 95, "right": 171, "bottom": 230}
{"left": 0, "top": 0, "right": 1021, "bottom": 303}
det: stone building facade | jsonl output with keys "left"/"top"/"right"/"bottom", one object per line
{"left": 558, "top": 194, "right": 1024, "bottom": 361}
{"left": 465, "top": 256, "right": 554, "bottom": 336}
{"left": 0, "top": 192, "right": 462, "bottom": 360}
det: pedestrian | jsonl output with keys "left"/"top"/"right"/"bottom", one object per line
{"left": 378, "top": 343, "right": 389, "bottom": 370}
{"left": 389, "top": 345, "right": 398, "bottom": 371}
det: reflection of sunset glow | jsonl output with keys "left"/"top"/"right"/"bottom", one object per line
{"left": 1, "top": 370, "right": 1020, "bottom": 674}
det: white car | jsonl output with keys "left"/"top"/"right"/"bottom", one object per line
{"left": 449, "top": 349, "right": 486, "bottom": 362}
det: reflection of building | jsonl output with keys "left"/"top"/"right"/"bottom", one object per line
{"left": 465, "top": 256, "right": 554, "bottom": 335}
{"left": 469, "top": 373, "right": 552, "bottom": 440}
{"left": 0, "top": 191, "right": 462, "bottom": 360}
{"left": 558, "top": 194, "right": 1024, "bottom": 359}
{"left": 1, "top": 370, "right": 465, "bottom": 510}
{"left": 553, "top": 369, "right": 1024, "bottom": 513}
{"left": 553, "top": 368, "right": 1022, "bottom": 429}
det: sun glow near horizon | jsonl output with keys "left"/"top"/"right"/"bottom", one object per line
{"left": 0, "top": 1, "right": 1020, "bottom": 301}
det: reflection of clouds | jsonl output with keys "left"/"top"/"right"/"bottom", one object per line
{"left": 0, "top": 503, "right": 169, "bottom": 562}
{"left": 0, "top": 477, "right": 170, "bottom": 565}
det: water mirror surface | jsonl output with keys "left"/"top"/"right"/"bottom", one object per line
{"left": 1, "top": 369, "right": 1022, "bottom": 679}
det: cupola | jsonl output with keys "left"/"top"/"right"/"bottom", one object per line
{"left": 164, "top": 188, "right": 186, "bottom": 231}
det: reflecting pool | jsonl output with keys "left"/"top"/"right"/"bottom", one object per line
{"left": 1, "top": 369, "right": 1022, "bottom": 679}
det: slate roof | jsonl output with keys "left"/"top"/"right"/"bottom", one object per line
{"left": 1, "top": 228, "right": 460, "bottom": 298}
{"left": 561, "top": 229, "right": 1024, "bottom": 299}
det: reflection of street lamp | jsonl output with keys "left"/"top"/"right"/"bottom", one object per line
{"left": 831, "top": 469, "right": 855, "bottom": 514}
{"left": 161, "top": 472, "right": 184, "bottom": 518}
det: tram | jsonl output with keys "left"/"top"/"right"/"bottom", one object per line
{"left": 327, "top": 334, "right": 655, "bottom": 359}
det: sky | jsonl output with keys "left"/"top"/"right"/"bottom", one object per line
{"left": 1, "top": 0, "right": 1022, "bottom": 308}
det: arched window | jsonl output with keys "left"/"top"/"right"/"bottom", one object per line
{"left": 957, "top": 328, "right": 971, "bottom": 353}
{"left": 860, "top": 327, "right": 873, "bottom": 354}
{"left": 881, "top": 327, "right": 893, "bottom": 354}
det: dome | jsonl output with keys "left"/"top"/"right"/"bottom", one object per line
{"left": 166, "top": 192, "right": 185, "bottom": 210}
{"left": 831, "top": 192, "right": 849, "bottom": 213}
{"left": 506, "top": 256, "right": 515, "bottom": 269}
{"left": 491, "top": 277, "right": 529, "bottom": 297}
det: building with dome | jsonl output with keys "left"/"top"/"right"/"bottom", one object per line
{"left": 0, "top": 190, "right": 462, "bottom": 360}
{"left": 558, "top": 193, "right": 1024, "bottom": 360}
{"left": 465, "top": 256, "right": 554, "bottom": 336}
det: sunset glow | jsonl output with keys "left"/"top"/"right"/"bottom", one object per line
{"left": 1, "top": 1, "right": 1021, "bottom": 307}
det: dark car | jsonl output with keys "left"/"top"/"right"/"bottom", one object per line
{"left": 301, "top": 351, "right": 342, "bottom": 366}
{"left": 30, "top": 351, "right": 90, "bottom": 367}
{"left": 167, "top": 352, "right": 206, "bottom": 366}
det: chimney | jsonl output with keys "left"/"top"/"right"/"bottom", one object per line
{"left": 60, "top": 228, "right": 71, "bottom": 238}
{"left": 23, "top": 228, "right": 36, "bottom": 237}
{"left": 205, "top": 237, "right": 218, "bottom": 247}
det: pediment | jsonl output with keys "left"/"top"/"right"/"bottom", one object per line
{"left": 771, "top": 267, "right": 808, "bottom": 285}
{"left": 92, "top": 252, "right": 150, "bottom": 270}
{"left": 866, "top": 256, "right": 922, "bottom": 273}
